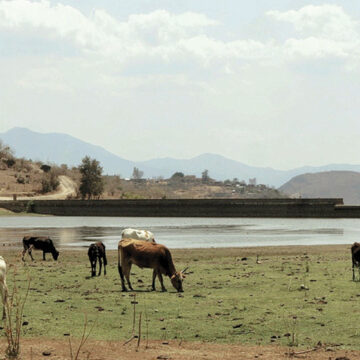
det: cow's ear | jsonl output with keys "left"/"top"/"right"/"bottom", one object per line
{"left": 181, "top": 274, "right": 186, "bottom": 279}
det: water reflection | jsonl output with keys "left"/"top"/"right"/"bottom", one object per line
{"left": 0, "top": 216, "right": 356, "bottom": 249}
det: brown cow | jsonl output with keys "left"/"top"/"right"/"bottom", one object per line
{"left": 352, "top": 242, "right": 360, "bottom": 281}
{"left": 118, "top": 238, "right": 186, "bottom": 292}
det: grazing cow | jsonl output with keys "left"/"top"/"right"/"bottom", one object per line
{"left": 121, "top": 228, "right": 155, "bottom": 243}
{"left": 118, "top": 238, "right": 186, "bottom": 292}
{"left": 0, "top": 256, "right": 8, "bottom": 319}
{"left": 352, "top": 242, "right": 360, "bottom": 281}
{"left": 88, "top": 242, "right": 107, "bottom": 277}
{"left": 22, "top": 236, "right": 59, "bottom": 261}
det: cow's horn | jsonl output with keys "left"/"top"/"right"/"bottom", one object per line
{"left": 181, "top": 267, "right": 189, "bottom": 274}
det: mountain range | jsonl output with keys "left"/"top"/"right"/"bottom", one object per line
{"left": 2, "top": 127, "right": 360, "bottom": 188}
{"left": 280, "top": 171, "right": 360, "bottom": 205}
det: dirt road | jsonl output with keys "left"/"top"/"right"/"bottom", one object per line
{"left": 0, "top": 175, "right": 77, "bottom": 200}
{"left": 1, "top": 339, "right": 357, "bottom": 360}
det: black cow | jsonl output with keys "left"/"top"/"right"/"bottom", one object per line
{"left": 22, "top": 236, "right": 59, "bottom": 261}
{"left": 88, "top": 242, "right": 107, "bottom": 277}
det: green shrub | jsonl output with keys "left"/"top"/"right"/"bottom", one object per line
{"left": 40, "top": 171, "right": 60, "bottom": 194}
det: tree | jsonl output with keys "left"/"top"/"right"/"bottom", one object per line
{"left": 0, "top": 140, "right": 13, "bottom": 160}
{"left": 171, "top": 172, "right": 184, "bottom": 179}
{"left": 79, "top": 156, "right": 104, "bottom": 199}
{"left": 170, "top": 172, "right": 184, "bottom": 181}
{"left": 132, "top": 167, "right": 144, "bottom": 180}
{"left": 201, "top": 169, "right": 210, "bottom": 183}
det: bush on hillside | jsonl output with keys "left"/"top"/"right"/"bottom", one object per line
{"left": 40, "top": 171, "right": 60, "bottom": 194}
{"left": 40, "top": 164, "right": 51, "bottom": 173}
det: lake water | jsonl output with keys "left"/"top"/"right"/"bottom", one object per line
{"left": 0, "top": 216, "right": 359, "bottom": 249}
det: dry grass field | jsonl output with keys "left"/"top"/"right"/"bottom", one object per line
{"left": 0, "top": 245, "right": 359, "bottom": 359}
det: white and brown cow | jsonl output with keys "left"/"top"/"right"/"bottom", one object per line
{"left": 121, "top": 228, "right": 155, "bottom": 243}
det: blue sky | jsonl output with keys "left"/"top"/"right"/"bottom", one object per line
{"left": 0, "top": 1, "right": 360, "bottom": 169}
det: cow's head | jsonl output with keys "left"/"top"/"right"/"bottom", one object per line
{"left": 53, "top": 251, "right": 60, "bottom": 261}
{"left": 170, "top": 267, "right": 188, "bottom": 292}
{"left": 171, "top": 273, "right": 184, "bottom": 292}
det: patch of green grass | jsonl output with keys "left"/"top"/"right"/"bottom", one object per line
{"left": 3, "top": 246, "right": 359, "bottom": 349}
{"left": 0, "top": 208, "right": 44, "bottom": 216}
{"left": 0, "top": 208, "right": 17, "bottom": 216}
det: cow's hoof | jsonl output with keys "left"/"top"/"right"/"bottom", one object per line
{"left": 161, "top": 288, "right": 167, "bottom": 292}
{"left": 122, "top": 288, "right": 128, "bottom": 292}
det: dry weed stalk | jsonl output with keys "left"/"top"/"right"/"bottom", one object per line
{"left": 143, "top": 294, "right": 149, "bottom": 349}
{"left": 68, "top": 314, "right": 96, "bottom": 360}
{"left": 136, "top": 312, "right": 142, "bottom": 351}
{"left": 124, "top": 294, "right": 144, "bottom": 347}
{"left": 4, "top": 266, "right": 30, "bottom": 359}
{"left": 132, "top": 293, "right": 136, "bottom": 335}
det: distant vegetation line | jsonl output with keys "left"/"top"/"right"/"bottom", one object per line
{"left": 0, "top": 140, "right": 286, "bottom": 200}
{"left": 2, "top": 127, "right": 360, "bottom": 187}
{"left": 2, "top": 128, "right": 359, "bottom": 203}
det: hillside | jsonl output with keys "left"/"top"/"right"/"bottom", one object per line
{"left": 279, "top": 171, "right": 360, "bottom": 204}
{"left": 0, "top": 141, "right": 77, "bottom": 200}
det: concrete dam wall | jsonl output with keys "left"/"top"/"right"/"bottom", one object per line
{"left": 1, "top": 198, "right": 360, "bottom": 218}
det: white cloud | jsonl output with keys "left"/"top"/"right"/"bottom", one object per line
{"left": 267, "top": 5, "right": 358, "bottom": 41}
{"left": 0, "top": 0, "right": 273, "bottom": 67}
{"left": 2, "top": 1, "right": 360, "bottom": 68}
{"left": 2, "top": 2, "right": 360, "bottom": 168}
{"left": 268, "top": 4, "right": 360, "bottom": 61}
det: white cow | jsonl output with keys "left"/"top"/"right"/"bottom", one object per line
{"left": 0, "top": 256, "right": 8, "bottom": 319}
{"left": 121, "top": 228, "right": 155, "bottom": 243}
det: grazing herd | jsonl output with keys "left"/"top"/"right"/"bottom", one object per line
{"left": 0, "top": 232, "right": 360, "bottom": 321}
{"left": 18, "top": 228, "right": 185, "bottom": 294}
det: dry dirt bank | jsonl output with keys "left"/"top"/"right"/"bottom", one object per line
{"left": 0, "top": 339, "right": 358, "bottom": 360}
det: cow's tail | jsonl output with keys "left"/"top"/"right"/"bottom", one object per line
{"left": 117, "top": 245, "right": 123, "bottom": 280}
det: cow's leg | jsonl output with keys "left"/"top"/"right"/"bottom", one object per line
{"left": 91, "top": 259, "right": 96, "bottom": 277}
{"left": 89, "top": 259, "right": 93, "bottom": 277}
{"left": 43, "top": 251, "right": 46, "bottom": 261}
{"left": 353, "top": 257, "right": 356, "bottom": 281}
{"left": 124, "top": 262, "right": 134, "bottom": 291}
{"left": 157, "top": 270, "right": 167, "bottom": 292}
{"left": 98, "top": 257, "right": 102, "bottom": 276}
{"left": 22, "top": 246, "right": 28, "bottom": 261}
{"left": 28, "top": 245, "right": 34, "bottom": 261}
{"left": 103, "top": 255, "right": 106, "bottom": 276}
{"left": 118, "top": 249, "right": 129, "bottom": 291}
{"left": 151, "top": 269, "right": 157, "bottom": 291}
{"left": 1, "top": 280, "right": 8, "bottom": 320}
